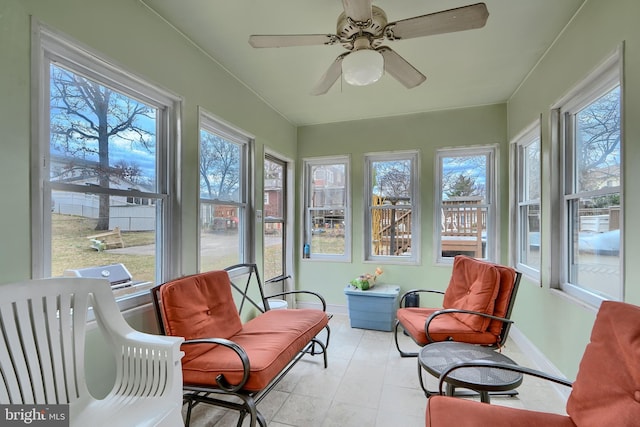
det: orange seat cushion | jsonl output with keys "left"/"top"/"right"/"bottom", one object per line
{"left": 566, "top": 301, "right": 640, "bottom": 426}
{"left": 442, "top": 256, "right": 501, "bottom": 332}
{"left": 181, "top": 309, "right": 328, "bottom": 391}
{"left": 426, "top": 395, "right": 575, "bottom": 427}
{"left": 396, "top": 307, "right": 499, "bottom": 346}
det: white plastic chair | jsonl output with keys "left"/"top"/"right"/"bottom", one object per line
{"left": 0, "top": 277, "right": 184, "bottom": 427}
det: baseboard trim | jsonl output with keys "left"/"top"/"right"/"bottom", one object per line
{"left": 296, "top": 301, "right": 348, "bottom": 315}
{"left": 509, "top": 326, "right": 572, "bottom": 402}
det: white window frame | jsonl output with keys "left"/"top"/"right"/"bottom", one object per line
{"left": 302, "top": 156, "right": 351, "bottom": 262}
{"left": 263, "top": 150, "right": 294, "bottom": 288}
{"left": 197, "top": 108, "right": 254, "bottom": 271}
{"left": 364, "top": 150, "right": 420, "bottom": 264}
{"left": 551, "top": 46, "right": 624, "bottom": 306}
{"left": 435, "top": 146, "right": 498, "bottom": 264}
{"left": 511, "top": 120, "right": 541, "bottom": 281}
{"left": 31, "top": 21, "right": 181, "bottom": 305}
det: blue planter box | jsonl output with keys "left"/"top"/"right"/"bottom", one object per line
{"left": 344, "top": 284, "right": 400, "bottom": 331}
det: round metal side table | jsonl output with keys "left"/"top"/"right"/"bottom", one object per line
{"left": 418, "top": 341, "right": 523, "bottom": 403}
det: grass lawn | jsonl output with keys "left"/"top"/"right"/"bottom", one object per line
{"left": 52, "top": 213, "right": 156, "bottom": 283}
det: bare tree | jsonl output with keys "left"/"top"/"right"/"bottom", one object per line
{"left": 577, "top": 87, "right": 620, "bottom": 191}
{"left": 50, "top": 65, "right": 155, "bottom": 230}
{"left": 375, "top": 160, "right": 411, "bottom": 201}
{"left": 199, "top": 131, "right": 240, "bottom": 200}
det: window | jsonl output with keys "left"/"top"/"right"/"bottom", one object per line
{"left": 436, "top": 146, "right": 497, "bottom": 263}
{"left": 198, "top": 110, "right": 252, "bottom": 271}
{"left": 513, "top": 122, "right": 541, "bottom": 279}
{"left": 303, "top": 156, "right": 350, "bottom": 261}
{"left": 32, "top": 24, "right": 180, "bottom": 299}
{"left": 554, "top": 50, "right": 622, "bottom": 304}
{"left": 365, "top": 151, "right": 419, "bottom": 263}
{"left": 263, "top": 154, "right": 286, "bottom": 281}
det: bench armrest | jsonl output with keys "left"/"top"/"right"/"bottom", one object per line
{"left": 182, "top": 338, "right": 250, "bottom": 392}
{"left": 267, "top": 290, "right": 327, "bottom": 312}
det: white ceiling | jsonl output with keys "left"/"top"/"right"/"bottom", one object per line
{"left": 140, "top": 0, "right": 585, "bottom": 126}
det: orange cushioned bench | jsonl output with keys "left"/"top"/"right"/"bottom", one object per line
{"left": 152, "top": 266, "right": 330, "bottom": 427}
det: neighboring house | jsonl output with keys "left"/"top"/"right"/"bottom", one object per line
{"left": 51, "top": 155, "right": 155, "bottom": 231}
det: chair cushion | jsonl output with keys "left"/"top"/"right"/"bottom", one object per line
{"left": 566, "top": 301, "right": 640, "bottom": 427}
{"left": 442, "top": 256, "right": 501, "bottom": 332}
{"left": 159, "top": 270, "right": 243, "bottom": 362}
{"left": 426, "top": 395, "right": 576, "bottom": 427}
{"left": 181, "top": 309, "right": 329, "bottom": 391}
{"left": 487, "top": 264, "right": 517, "bottom": 337}
{"left": 396, "top": 307, "right": 500, "bottom": 346}
{"left": 397, "top": 307, "right": 439, "bottom": 345}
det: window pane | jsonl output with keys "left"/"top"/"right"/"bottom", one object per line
{"left": 306, "top": 161, "right": 347, "bottom": 258}
{"left": 519, "top": 203, "right": 540, "bottom": 270}
{"left": 47, "top": 60, "right": 165, "bottom": 290}
{"left": 524, "top": 139, "right": 541, "bottom": 200}
{"left": 369, "top": 158, "right": 414, "bottom": 258}
{"left": 49, "top": 63, "right": 158, "bottom": 238}
{"left": 371, "top": 159, "right": 412, "bottom": 204}
{"left": 568, "top": 195, "right": 621, "bottom": 300}
{"left": 441, "top": 203, "right": 487, "bottom": 258}
{"left": 575, "top": 86, "right": 621, "bottom": 193}
{"left": 50, "top": 64, "right": 157, "bottom": 191}
{"left": 52, "top": 190, "right": 157, "bottom": 288}
{"left": 311, "top": 164, "right": 346, "bottom": 207}
{"left": 371, "top": 206, "right": 412, "bottom": 256}
{"left": 309, "top": 208, "right": 345, "bottom": 255}
{"left": 199, "top": 130, "right": 241, "bottom": 202}
{"left": 199, "top": 202, "right": 241, "bottom": 271}
{"left": 264, "top": 158, "right": 284, "bottom": 219}
{"left": 439, "top": 153, "right": 489, "bottom": 259}
{"left": 264, "top": 157, "right": 285, "bottom": 281}
{"left": 198, "top": 118, "right": 249, "bottom": 272}
{"left": 264, "top": 239, "right": 283, "bottom": 283}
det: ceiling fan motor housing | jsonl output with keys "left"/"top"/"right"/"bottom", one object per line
{"left": 337, "top": 5, "right": 387, "bottom": 50}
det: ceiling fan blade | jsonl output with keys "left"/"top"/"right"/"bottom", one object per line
{"left": 385, "top": 2, "right": 489, "bottom": 40}
{"left": 310, "top": 54, "right": 347, "bottom": 96}
{"left": 378, "top": 47, "right": 426, "bottom": 89}
{"left": 341, "top": 0, "right": 372, "bottom": 23}
{"left": 249, "top": 34, "right": 339, "bottom": 48}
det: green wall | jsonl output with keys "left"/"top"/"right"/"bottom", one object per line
{"left": 507, "top": 0, "right": 640, "bottom": 378}
{"left": 296, "top": 104, "right": 509, "bottom": 305}
{"left": 0, "top": 0, "right": 297, "bottom": 281}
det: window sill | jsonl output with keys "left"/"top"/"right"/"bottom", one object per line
{"left": 114, "top": 282, "right": 154, "bottom": 311}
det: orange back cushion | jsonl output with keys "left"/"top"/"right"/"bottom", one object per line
{"left": 442, "top": 256, "right": 501, "bottom": 332}
{"left": 159, "top": 270, "right": 243, "bottom": 341}
{"left": 487, "top": 265, "right": 517, "bottom": 336}
{"left": 567, "top": 301, "right": 640, "bottom": 426}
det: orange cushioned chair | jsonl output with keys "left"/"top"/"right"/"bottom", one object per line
{"left": 151, "top": 265, "right": 330, "bottom": 427}
{"left": 395, "top": 255, "right": 521, "bottom": 357}
{"left": 426, "top": 300, "right": 640, "bottom": 427}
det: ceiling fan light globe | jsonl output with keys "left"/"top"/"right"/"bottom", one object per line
{"left": 342, "top": 49, "right": 384, "bottom": 86}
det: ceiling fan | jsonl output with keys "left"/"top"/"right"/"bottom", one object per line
{"left": 248, "top": 1, "right": 489, "bottom": 95}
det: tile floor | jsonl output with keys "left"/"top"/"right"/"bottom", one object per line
{"left": 185, "top": 313, "right": 568, "bottom": 426}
